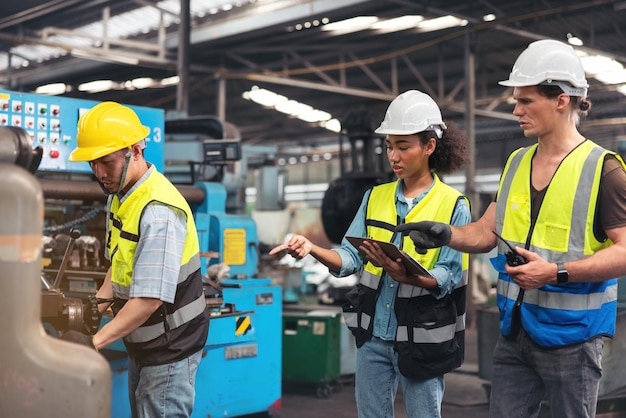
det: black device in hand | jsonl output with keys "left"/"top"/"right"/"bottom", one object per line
{"left": 492, "top": 230, "right": 527, "bottom": 340}
{"left": 492, "top": 231, "right": 527, "bottom": 266}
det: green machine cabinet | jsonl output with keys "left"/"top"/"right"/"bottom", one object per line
{"left": 282, "top": 310, "right": 342, "bottom": 398}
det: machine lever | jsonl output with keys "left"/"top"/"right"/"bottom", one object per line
{"left": 51, "top": 228, "right": 81, "bottom": 290}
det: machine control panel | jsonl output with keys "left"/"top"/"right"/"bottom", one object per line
{"left": 0, "top": 89, "right": 164, "bottom": 173}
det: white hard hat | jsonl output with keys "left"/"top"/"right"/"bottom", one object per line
{"left": 499, "top": 39, "right": 588, "bottom": 96}
{"left": 375, "top": 90, "right": 446, "bottom": 137}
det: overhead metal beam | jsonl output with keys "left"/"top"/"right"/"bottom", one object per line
{"left": 237, "top": 71, "right": 519, "bottom": 121}
{"left": 169, "top": 0, "right": 370, "bottom": 48}
{"left": 238, "top": 72, "right": 395, "bottom": 101}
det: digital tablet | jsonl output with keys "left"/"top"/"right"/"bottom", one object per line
{"left": 345, "top": 236, "right": 434, "bottom": 279}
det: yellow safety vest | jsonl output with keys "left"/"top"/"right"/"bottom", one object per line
{"left": 343, "top": 175, "right": 469, "bottom": 379}
{"left": 107, "top": 169, "right": 208, "bottom": 364}
{"left": 495, "top": 140, "right": 621, "bottom": 346}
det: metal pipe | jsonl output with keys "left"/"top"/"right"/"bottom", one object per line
{"left": 51, "top": 228, "right": 80, "bottom": 290}
{"left": 38, "top": 178, "right": 206, "bottom": 204}
{"left": 176, "top": 0, "right": 191, "bottom": 113}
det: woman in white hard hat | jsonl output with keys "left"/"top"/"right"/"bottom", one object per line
{"left": 270, "top": 90, "right": 471, "bottom": 418}
{"left": 397, "top": 39, "right": 626, "bottom": 418}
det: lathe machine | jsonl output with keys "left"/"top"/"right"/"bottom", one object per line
{"left": 0, "top": 88, "right": 282, "bottom": 417}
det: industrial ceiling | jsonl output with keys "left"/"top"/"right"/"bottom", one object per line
{"left": 1, "top": 0, "right": 626, "bottom": 171}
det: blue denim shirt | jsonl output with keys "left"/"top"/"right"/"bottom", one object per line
{"left": 332, "top": 178, "right": 471, "bottom": 341}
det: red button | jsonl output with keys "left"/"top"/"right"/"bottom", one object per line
{"left": 49, "top": 149, "right": 60, "bottom": 158}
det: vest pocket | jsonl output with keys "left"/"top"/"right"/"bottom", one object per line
{"left": 395, "top": 294, "right": 462, "bottom": 379}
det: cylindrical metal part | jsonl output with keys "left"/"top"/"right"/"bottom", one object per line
{"left": 38, "top": 178, "right": 206, "bottom": 204}
{"left": 0, "top": 163, "right": 111, "bottom": 417}
{"left": 0, "top": 126, "right": 42, "bottom": 171}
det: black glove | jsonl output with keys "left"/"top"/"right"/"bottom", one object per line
{"left": 396, "top": 221, "right": 452, "bottom": 254}
{"left": 60, "top": 330, "right": 96, "bottom": 349}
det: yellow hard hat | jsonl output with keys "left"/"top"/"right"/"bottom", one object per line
{"left": 68, "top": 101, "right": 150, "bottom": 162}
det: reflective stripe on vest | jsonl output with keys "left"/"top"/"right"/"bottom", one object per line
{"left": 396, "top": 270, "right": 468, "bottom": 344}
{"left": 124, "top": 294, "right": 207, "bottom": 343}
{"left": 346, "top": 177, "right": 468, "bottom": 344}
{"left": 495, "top": 140, "right": 621, "bottom": 346}
{"left": 107, "top": 169, "right": 203, "bottom": 344}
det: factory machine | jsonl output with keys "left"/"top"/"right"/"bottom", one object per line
{"left": 0, "top": 89, "right": 282, "bottom": 417}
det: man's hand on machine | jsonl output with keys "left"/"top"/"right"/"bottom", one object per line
{"left": 60, "top": 330, "right": 97, "bottom": 350}
{"left": 395, "top": 221, "right": 451, "bottom": 254}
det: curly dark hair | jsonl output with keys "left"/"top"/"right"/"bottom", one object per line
{"left": 417, "top": 120, "right": 470, "bottom": 174}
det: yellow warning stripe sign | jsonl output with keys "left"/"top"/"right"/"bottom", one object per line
{"left": 236, "top": 316, "right": 252, "bottom": 336}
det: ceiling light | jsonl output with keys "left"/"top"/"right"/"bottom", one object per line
{"left": 245, "top": 87, "right": 287, "bottom": 107}
{"left": 78, "top": 80, "right": 117, "bottom": 93}
{"left": 567, "top": 33, "right": 583, "bottom": 46}
{"left": 321, "top": 16, "right": 378, "bottom": 35}
{"left": 130, "top": 77, "right": 156, "bottom": 89}
{"left": 594, "top": 69, "right": 626, "bottom": 85}
{"left": 275, "top": 100, "right": 312, "bottom": 116}
{"left": 298, "top": 109, "right": 331, "bottom": 123}
{"left": 35, "top": 83, "right": 68, "bottom": 95}
{"left": 416, "top": 15, "right": 468, "bottom": 32}
{"left": 483, "top": 14, "right": 496, "bottom": 22}
{"left": 161, "top": 75, "right": 180, "bottom": 86}
{"left": 322, "top": 119, "right": 341, "bottom": 133}
{"left": 371, "top": 15, "right": 424, "bottom": 33}
{"left": 580, "top": 55, "right": 623, "bottom": 75}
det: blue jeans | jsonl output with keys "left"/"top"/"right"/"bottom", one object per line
{"left": 128, "top": 350, "right": 203, "bottom": 418}
{"left": 489, "top": 328, "right": 603, "bottom": 418}
{"left": 355, "top": 336, "right": 445, "bottom": 418}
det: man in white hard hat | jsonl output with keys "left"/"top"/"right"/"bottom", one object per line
{"left": 397, "top": 39, "right": 626, "bottom": 417}
{"left": 270, "top": 90, "right": 471, "bottom": 418}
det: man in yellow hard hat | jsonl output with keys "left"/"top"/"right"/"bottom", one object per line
{"left": 65, "top": 101, "right": 209, "bottom": 418}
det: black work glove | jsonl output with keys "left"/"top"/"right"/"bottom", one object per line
{"left": 396, "top": 221, "right": 452, "bottom": 254}
{"left": 60, "top": 330, "right": 96, "bottom": 349}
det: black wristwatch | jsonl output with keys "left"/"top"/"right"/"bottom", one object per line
{"left": 556, "top": 262, "right": 569, "bottom": 284}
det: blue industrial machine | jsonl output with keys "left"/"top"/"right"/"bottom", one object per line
{"left": 0, "top": 89, "right": 282, "bottom": 417}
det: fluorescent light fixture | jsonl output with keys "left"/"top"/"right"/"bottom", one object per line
{"left": 371, "top": 15, "right": 424, "bottom": 33}
{"left": 130, "top": 77, "right": 156, "bottom": 89}
{"left": 321, "top": 16, "right": 378, "bottom": 35}
{"left": 243, "top": 86, "right": 338, "bottom": 132}
{"left": 580, "top": 54, "right": 623, "bottom": 75}
{"left": 78, "top": 79, "right": 116, "bottom": 93}
{"left": 483, "top": 14, "right": 496, "bottom": 22}
{"left": 245, "top": 87, "right": 287, "bottom": 107}
{"left": 595, "top": 69, "right": 626, "bottom": 85}
{"left": 298, "top": 109, "right": 331, "bottom": 123}
{"left": 35, "top": 83, "right": 68, "bottom": 95}
{"left": 161, "top": 75, "right": 180, "bottom": 86}
{"left": 567, "top": 34, "right": 583, "bottom": 46}
{"left": 275, "top": 100, "right": 312, "bottom": 116}
{"left": 416, "top": 15, "right": 468, "bottom": 32}
{"left": 322, "top": 118, "right": 341, "bottom": 133}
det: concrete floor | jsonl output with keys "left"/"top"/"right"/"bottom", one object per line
{"left": 273, "top": 326, "right": 490, "bottom": 418}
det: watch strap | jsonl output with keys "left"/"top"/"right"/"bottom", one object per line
{"left": 556, "top": 262, "right": 568, "bottom": 284}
